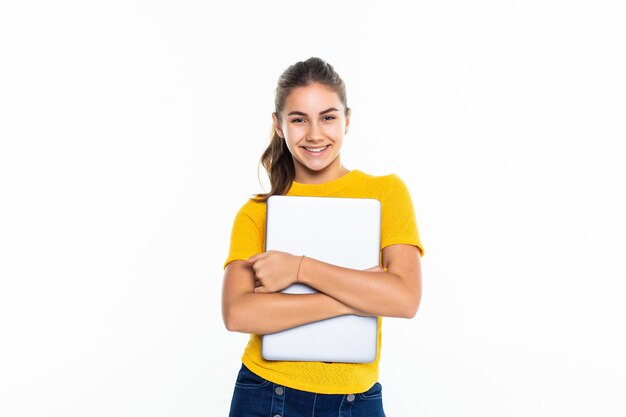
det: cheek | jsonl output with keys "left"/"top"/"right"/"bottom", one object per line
{"left": 285, "top": 124, "right": 305, "bottom": 140}
{"left": 284, "top": 140, "right": 297, "bottom": 155}
{"left": 284, "top": 136, "right": 301, "bottom": 154}
{"left": 325, "top": 125, "right": 344, "bottom": 141}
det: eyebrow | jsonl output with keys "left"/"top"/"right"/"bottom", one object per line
{"left": 287, "top": 107, "right": 340, "bottom": 117}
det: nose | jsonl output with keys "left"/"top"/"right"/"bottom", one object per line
{"left": 306, "top": 120, "right": 324, "bottom": 142}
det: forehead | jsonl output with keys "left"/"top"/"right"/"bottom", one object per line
{"left": 283, "top": 83, "right": 344, "bottom": 112}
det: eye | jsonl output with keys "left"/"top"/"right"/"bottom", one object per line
{"left": 290, "top": 118, "right": 306, "bottom": 124}
{"left": 322, "top": 115, "right": 336, "bottom": 121}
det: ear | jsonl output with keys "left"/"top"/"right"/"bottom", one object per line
{"left": 272, "top": 112, "right": 284, "bottom": 139}
{"left": 344, "top": 108, "right": 351, "bottom": 134}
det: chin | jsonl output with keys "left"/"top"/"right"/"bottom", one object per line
{"left": 303, "top": 165, "right": 331, "bottom": 173}
{"left": 294, "top": 152, "right": 341, "bottom": 174}
{"left": 294, "top": 159, "right": 327, "bottom": 171}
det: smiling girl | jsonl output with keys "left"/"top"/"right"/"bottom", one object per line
{"left": 222, "top": 57, "right": 424, "bottom": 417}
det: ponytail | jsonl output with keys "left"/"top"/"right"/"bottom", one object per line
{"left": 253, "top": 124, "right": 295, "bottom": 202}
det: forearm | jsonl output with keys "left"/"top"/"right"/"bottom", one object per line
{"left": 224, "top": 291, "right": 355, "bottom": 335}
{"left": 298, "top": 258, "right": 419, "bottom": 318}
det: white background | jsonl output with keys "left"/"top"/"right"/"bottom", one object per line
{"left": 1, "top": 1, "right": 625, "bottom": 416}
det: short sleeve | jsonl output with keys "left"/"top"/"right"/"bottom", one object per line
{"left": 380, "top": 175, "right": 424, "bottom": 256}
{"left": 223, "top": 202, "right": 266, "bottom": 269}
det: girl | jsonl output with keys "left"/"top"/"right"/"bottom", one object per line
{"left": 222, "top": 57, "right": 424, "bottom": 417}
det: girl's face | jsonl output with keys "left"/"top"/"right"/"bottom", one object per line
{"left": 273, "top": 82, "right": 351, "bottom": 184}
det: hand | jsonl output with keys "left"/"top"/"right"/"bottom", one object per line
{"left": 246, "top": 250, "right": 301, "bottom": 293}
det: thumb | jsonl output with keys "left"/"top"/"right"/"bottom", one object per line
{"left": 246, "top": 252, "right": 264, "bottom": 264}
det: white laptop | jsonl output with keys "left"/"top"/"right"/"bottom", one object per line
{"left": 261, "top": 195, "right": 381, "bottom": 363}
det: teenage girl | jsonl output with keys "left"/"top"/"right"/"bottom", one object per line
{"left": 222, "top": 57, "right": 424, "bottom": 417}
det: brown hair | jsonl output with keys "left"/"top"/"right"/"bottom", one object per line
{"left": 253, "top": 57, "right": 349, "bottom": 201}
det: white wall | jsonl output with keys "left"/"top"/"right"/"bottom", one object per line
{"left": 1, "top": 1, "right": 624, "bottom": 416}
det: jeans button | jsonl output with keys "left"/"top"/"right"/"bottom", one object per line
{"left": 275, "top": 386, "right": 284, "bottom": 395}
{"left": 347, "top": 394, "right": 355, "bottom": 402}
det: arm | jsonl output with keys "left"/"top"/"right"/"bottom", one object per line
{"left": 301, "top": 244, "right": 422, "bottom": 318}
{"left": 221, "top": 260, "right": 359, "bottom": 335}
{"left": 250, "top": 244, "right": 422, "bottom": 318}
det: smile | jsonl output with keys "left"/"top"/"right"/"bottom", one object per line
{"left": 303, "top": 145, "right": 329, "bottom": 154}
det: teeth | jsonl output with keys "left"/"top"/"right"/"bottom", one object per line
{"left": 305, "top": 146, "right": 328, "bottom": 153}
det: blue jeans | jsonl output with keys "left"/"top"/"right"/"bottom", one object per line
{"left": 228, "top": 363, "right": 386, "bottom": 417}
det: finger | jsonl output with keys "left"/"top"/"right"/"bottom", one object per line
{"left": 246, "top": 252, "right": 266, "bottom": 264}
{"left": 254, "top": 286, "right": 269, "bottom": 293}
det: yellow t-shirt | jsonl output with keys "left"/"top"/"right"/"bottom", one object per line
{"left": 223, "top": 169, "right": 424, "bottom": 394}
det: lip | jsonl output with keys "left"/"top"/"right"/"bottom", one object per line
{"left": 301, "top": 145, "right": 330, "bottom": 155}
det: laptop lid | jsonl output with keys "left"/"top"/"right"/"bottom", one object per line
{"left": 261, "top": 195, "right": 381, "bottom": 363}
